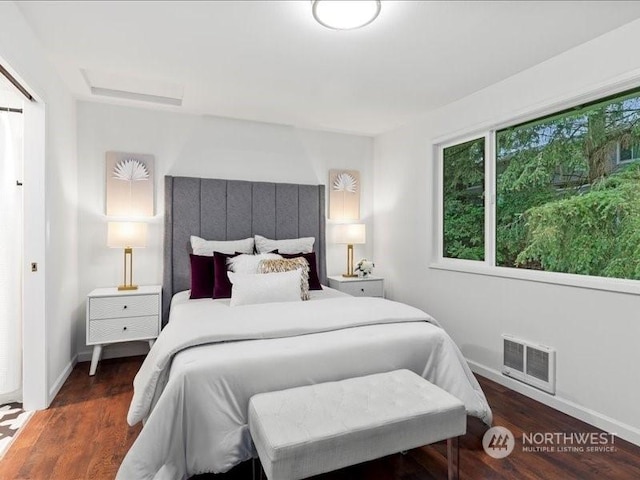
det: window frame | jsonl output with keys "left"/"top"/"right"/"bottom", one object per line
{"left": 436, "top": 132, "right": 493, "bottom": 269}
{"left": 431, "top": 79, "right": 640, "bottom": 296}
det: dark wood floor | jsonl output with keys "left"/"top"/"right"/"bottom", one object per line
{"left": 1, "top": 356, "right": 639, "bottom": 480}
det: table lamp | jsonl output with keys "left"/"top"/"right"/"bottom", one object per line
{"left": 107, "top": 221, "right": 147, "bottom": 290}
{"left": 334, "top": 223, "right": 366, "bottom": 277}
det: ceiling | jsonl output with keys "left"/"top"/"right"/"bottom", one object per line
{"left": 16, "top": 1, "right": 640, "bottom": 136}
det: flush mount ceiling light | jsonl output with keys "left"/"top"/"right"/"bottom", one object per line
{"left": 312, "top": 0, "right": 381, "bottom": 30}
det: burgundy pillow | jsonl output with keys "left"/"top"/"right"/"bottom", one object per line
{"left": 189, "top": 254, "right": 214, "bottom": 299}
{"left": 280, "top": 252, "right": 322, "bottom": 290}
{"left": 213, "top": 251, "right": 239, "bottom": 299}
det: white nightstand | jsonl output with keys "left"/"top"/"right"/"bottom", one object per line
{"left": 86, "top": 285, "right": 162, "bottom": 376}
{"left": 327, "top": 275, "right": 384, "bottom": 298}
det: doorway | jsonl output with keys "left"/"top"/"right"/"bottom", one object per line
{"left": 0, "top": 59, "right": 47, "bottom": 411}
{"left": 0, "top": 78, "right": 24, "bottom": 404}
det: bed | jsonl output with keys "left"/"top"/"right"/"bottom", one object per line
{"left": 117, "top": 176, "right": 492, "bottom": 480}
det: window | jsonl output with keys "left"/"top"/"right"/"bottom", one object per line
{"left": 439, "top": 86, "right": 640, "bottom": 282}
{"left": 442, "top": 137, "right": 485, "bottom": 261}
{"left": 618, "top": 142, "right": 640, "bottom": 164}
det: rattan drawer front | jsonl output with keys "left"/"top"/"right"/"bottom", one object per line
{"left": 338, "top": 280, "right": 384, "bottom": 297}
{"left": 89, "top": 294, "right": 158, "bottom": 320}
{"left": 88, "top": 316, "right": 158, "bottom": 344}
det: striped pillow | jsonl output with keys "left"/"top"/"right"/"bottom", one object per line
{"left": 258, "top": 258, "right": 310, "bottom": 301}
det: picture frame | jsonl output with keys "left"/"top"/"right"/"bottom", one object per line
{"left": 105, "top": 151, "right": 155, "bottom": 217}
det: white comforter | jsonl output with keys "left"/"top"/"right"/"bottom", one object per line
{"left": 118, "top": 290, "right": 492, "bottom": 480}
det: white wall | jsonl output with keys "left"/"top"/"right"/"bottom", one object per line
{"left": 76, "top": 102, "right": 374, "bottom": 358}
{"left": 374, "top": 19, "right": 640, "bottom": 444}
{"left": 0, "top": 2, "right": 78, "bottom": 408}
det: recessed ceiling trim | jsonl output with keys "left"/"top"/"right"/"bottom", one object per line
{"left": 89, "top": 86, "right": 182, "bottom": 106}
{"left": 82, "top": 68, "right": 183, "bottom": 106}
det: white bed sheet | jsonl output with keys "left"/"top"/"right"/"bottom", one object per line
{"left": 117, "top": 288, "right": 492, "bottom": 480}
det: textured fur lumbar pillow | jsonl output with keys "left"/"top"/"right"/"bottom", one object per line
{"left": 259, "top": 258, "right": 310, "bottom": 300}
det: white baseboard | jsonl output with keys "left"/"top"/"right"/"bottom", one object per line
{"left": 468, "top": 359, "right": 640, "bottom": 447}
{"left": 47, "top": 344, "right": 149, "bottom": 404}
{"left": 48, "top": 355, "right": 77, "bottom": 405}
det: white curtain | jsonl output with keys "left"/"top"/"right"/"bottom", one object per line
{"left": 0, "top": 111, "right": 23, "bottom": 396}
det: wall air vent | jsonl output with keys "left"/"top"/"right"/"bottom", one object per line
{"left": 502, "top": 334, "right": 556, "bottom": 395}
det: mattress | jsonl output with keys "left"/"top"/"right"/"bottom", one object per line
{"left": 117, "top": 288, "right": 492, "bottom": 480}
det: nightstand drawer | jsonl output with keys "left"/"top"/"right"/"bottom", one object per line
{"left": 339, "top": 280, "right": 383, "bottom": 297}
{"left": 88, "top": 316, "right": 159, "bottom": 344}
{"left": 89, "top": 294, "right": 158, "bottom": 320}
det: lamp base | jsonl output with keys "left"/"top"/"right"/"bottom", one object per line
{"left": 118, "top": 247, "right": 138, "bottom": 291}
{"left": 342, "top": 274, "right": 358, "bottom": 278}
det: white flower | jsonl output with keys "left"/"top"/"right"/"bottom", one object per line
{"left": 355, "top": 258, "right": 374, "bottom": 275}
{"left": 113, "top": 159, "right": 149, "bottom": 182}
{"left": 333, "top": 172, "right": 357, "bottom": 193}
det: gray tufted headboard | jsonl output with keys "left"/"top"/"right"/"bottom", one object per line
{"left": 162, "top": 176, "right": 326, "bottom": 324}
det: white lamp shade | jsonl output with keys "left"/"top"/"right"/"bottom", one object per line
{"left": 334, "top": 223, "right": 366, "bottom": 245}
{"left": 107, "top": 222, "right": 147, "bottom": 248}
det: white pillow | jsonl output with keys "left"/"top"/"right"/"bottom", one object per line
{"left": 228, "top": 270, "right": 303, "bottom": 307}
{"left": 254, "top": 235, "right": 315, "bottom": 254}
{"left": 227, "top": 253, "right": 282, "bottom": 274}
{"left": 190, "top": 235, "right": 254, "bottom": 256}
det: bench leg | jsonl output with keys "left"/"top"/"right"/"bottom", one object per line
{"left": 252, "top": 458, "right": 264, "bottom": 480}
{"left": 447, "top": 436, "right": 459, "bottom": 480}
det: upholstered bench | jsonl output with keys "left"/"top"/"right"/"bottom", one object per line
{"left": 248, "top": 369, "right": 466, "bottom": 480}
